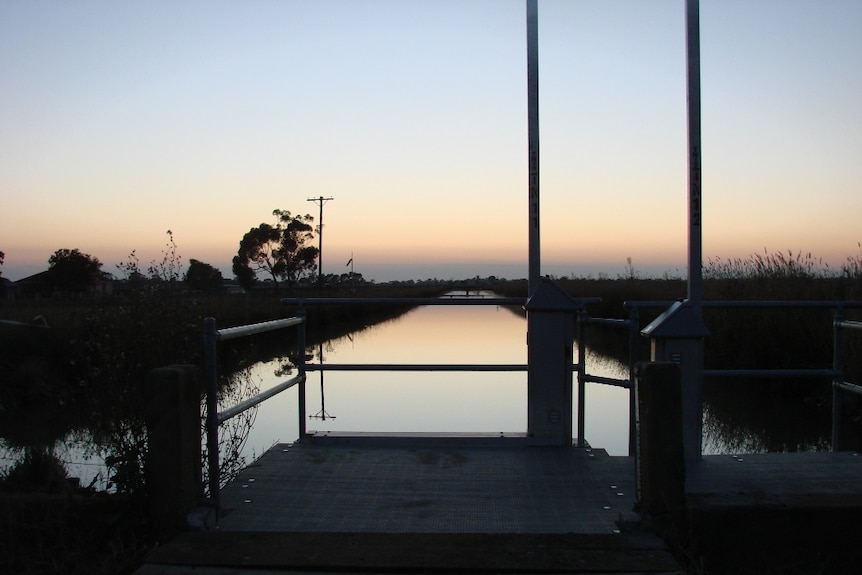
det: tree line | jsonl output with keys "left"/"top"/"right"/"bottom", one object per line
{"left": 3, "top": 209, "right": 327, "bottom": 296}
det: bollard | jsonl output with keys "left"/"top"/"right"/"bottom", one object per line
{"left": 636, "top": 362, "right": 685, "bottom": 517}
{"left": 146, "top": 365, "right": 203, "bottom": 538}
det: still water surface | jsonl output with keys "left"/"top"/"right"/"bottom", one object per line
{"left": 237, "top": 294, "right": 632, "bottom": 461}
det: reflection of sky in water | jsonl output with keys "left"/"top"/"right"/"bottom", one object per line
{"left": 242, "top": 302, "right": 632, "bottom": 457}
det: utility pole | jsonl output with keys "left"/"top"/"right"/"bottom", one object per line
{"left": 307, "top": 196, "right": 334, "bottom": 287}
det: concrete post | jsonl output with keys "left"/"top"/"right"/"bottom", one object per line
{"left": 146, "top": 365, "right": 202, "bottom": 538}
{"left": 525, "top": 279, "right": 578, "bottom": 446}
{"left": 636, "top": 362, "right": 685, "bottom": 516}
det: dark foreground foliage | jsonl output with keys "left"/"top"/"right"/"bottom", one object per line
{"left": 0, "top": 449, "right": 151, "bottom": 575}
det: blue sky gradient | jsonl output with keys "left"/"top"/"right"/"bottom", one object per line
{"left": 2, "top": 0, "right": 860, "bottom": 281}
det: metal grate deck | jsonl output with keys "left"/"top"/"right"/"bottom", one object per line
{"left": 216, "top": 436, "right": 639, "bottom": 534}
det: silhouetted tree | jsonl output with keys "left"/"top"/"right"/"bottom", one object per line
{"left": 0, "top": 250, "right": 4, "bottom": 278}
{"left": 233, "top": 210, "right": 319, "bottom": 291}
{"left": 275, "top": 209, "right": 318, "bottom": 289}
{"left": 185, "top": 259, "right": 224, "bottom": 292}
{"left": 48, "top": 248, "right": 103, "bottom": 292}
{"left": 233, "top": 222, "right": 282, "bottom": 290}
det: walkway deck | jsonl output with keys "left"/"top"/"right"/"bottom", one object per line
{"left": 136, "top": 433, "right": 682, "bottom": 574}
{"left": 135, "top": 436, "right": 862, "bottom": 574}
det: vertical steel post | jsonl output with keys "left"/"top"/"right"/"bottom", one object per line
{"left": 297, "top": 302, "right": 307, "bottom": 440}
{"left": 684, "top": 0, "right": 706, "bottom": 462}
{"left": 576, "top": 311, "right": 586, "bottom": 447}
{"left": 526, "top": 0, "right": 540, "bottom": 295}
{"left": 627, "top": 306, "right": 640, "bottom": 456}
{"left": 203, "top": 317, "right": 220, "bottom": 516}
{"left": 686, "top": 0, "right": 703, "bottom": 308}
{"left": 832, "top": 308, "right": 844, "bottom": 451}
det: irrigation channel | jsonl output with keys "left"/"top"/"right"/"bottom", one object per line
{"left": 2, "top": 290, "right": 839, "bottom": 490}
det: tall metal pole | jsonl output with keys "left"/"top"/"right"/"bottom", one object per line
{"left": 527, "top": 0, "right": 540, "bottom": 295}
{"left": 686, "top": 0, "right": 703, "bottom": 309}
{"left": 307, "top": 196, "right": 334, "bottom": 288}
{"left": 685, "top": 0, "right": 706, "bottom": 462}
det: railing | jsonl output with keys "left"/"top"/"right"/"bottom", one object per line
{"left": 576, "top": 313, "right": 639, "bottom": 454}
{"left": 832, "top": 313, "right": 862, "bottom": 450}
{"left": 203, "top": 315, "right": 307, "bottom": 516}
{"left": 286, "top": 296, "right": 634, "bottom": 452}
{"left": 201, "top": 296, "right": 862, "bottom": 516}
{"left": 623, "top": 300, "right": 862, "bottom": 452}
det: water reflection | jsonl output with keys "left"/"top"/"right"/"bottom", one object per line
{"left": 240, "top": 296, "right": 633, "bottom": 457}
{"left": 702, "top": 379, "right": 832, "bottom": 454}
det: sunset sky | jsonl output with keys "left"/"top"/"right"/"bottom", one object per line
{"left": 2, "top": 0, "right": 860, "bottom": 282}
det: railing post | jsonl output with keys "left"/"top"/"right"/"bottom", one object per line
{"left": 203, "top": 317, "right": 221, "bottom": 516}
{"left": 832, "top": 307, "right": 844, "bottom": 451}
{"left": 628, "top": 306, "right": 640, "bottom": 456}
{"left": 576, "top": 310, "right": 587, "bottom": 448}
{"left": 297, "top": 301, "right": 307, "bottom": 440}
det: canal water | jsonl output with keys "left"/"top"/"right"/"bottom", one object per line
{"left": 1, "top": 291, "right": 837, "bottom": 490}
{"left": 0, "top": 292, "right": 631, "bottom": 491}
{"left": 233, "top": 292, "right": 632, "bottom": 465}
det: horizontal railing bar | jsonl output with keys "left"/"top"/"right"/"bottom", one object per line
{"left": 626, "top": 300, "right": 862, "bottom": 310}
{"left": 837, "top": 320, "right": 862, "bottom": 332}
{"left": 583, "top": 374, "right": 632, "bottom": 389}
{"left": 282, "top": 297, "right": 527, "bottom": 306}
{"left": 704, "top": 300, "right": 862, "bottom": 310}
{"left": 305, "top": 363, "right": 527, "bottom": 372}
{"left": 834, "top": 381, "right": 862, "bottom": 396}
{"left": 583, "top": 317, "right": 633, "bottom": 328}
{"left": 217, "top": 317, "right": 303, "bottom": 341}
{"left": 218, "top": 374, "right": 305, "bottom": 424}
{"left": 704, "top": 368, "right": 841, "bottom": 379}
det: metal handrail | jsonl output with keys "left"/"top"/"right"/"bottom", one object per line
{"left": 832, "top": 314, "right": 862, "bottom": 449}
{"left": 287, "top": 295, "right": 626, "bottom": 454}
{"left": 281, "top": 296, "right": 525, "bottom": 306}
{"left": 624, "top": 299, "right": 862, "bottom": 452}
{"left": 577, "top": 312, "right": 638, "bottom": 452}
{"left": 283, "top": 296, "right": 638, "bottom": 454}
{"left": 203, "top": 315, "right": 306, "bottom": 517}
{"left": 200, "top": 296, "right": 862, "bottom": 516}
{"left": 217, "top": 374, "right": 305, "bottom": 423}
{"left": 217, "top": 317, "right": 303, "bottom": 341}
{"left": 838, "top": 319, "right": 862, "bottom": 332}
{"left": 306, "top": 363, "right": 526, "bottom": 372}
